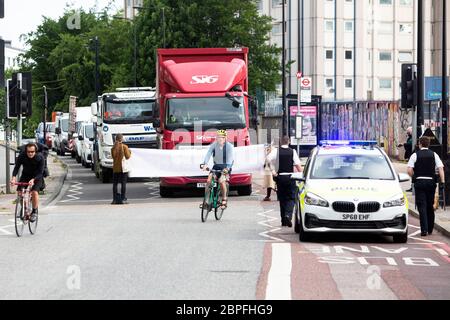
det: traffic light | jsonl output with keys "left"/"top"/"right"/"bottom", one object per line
{"left": 401, "top": 63, "right": 417, "bottom": 109}
{"left": 7, "top": 72, "right": 32, "bottom": 118}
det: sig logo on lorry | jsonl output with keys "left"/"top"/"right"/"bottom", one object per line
{"left": 190, "top": 75, "right": 219, "bottom": 85}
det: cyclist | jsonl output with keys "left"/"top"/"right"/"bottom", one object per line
{"left": 10, "top": 143, "right": 45, "bottom": 222}
{"left": 200, "top": 130, "right": 234, "bottom": 209}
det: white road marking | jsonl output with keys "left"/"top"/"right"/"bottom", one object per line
{"left": 60, "top": 181, "right": 83, "bottom": 203}
{"left": 435, "top": 248, "right": 449, "bottom": 256}
{"left": 266, "top": 243, "right": 292, "bottom": 300}
{"left": 257, "top": 210, "right": 284, "bottom": 242}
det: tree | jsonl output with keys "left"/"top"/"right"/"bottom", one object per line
{"left": 133, "top": 0, "right": 281, "bottom": 94}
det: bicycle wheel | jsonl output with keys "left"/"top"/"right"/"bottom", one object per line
{"left": 29, "top": 208, "right": 38, "bottom": 235}
{"left": 14, "top": 197, "right": 25, "bottom": 237}
{"left": 214, "top": 183, "right": 229, "bottom": 221}
{"left": 201, "top": 186, "right": 213, "bottom": 223}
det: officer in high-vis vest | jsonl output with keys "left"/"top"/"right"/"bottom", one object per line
{"left": 407, "top": 136, "right": 445, "bottom": 236}
{"left": 268, "top": 136, "right": 303, "bottom": 227}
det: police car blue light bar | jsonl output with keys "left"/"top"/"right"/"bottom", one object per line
{"left": 319, "top": 140, "right": 378, "bottom": 146}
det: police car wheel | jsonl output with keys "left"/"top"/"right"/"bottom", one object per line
{"left": 299, "top": 216, "right": 311, "bottom": 242}
{"left": 294, "top": 204, "right": 300, "bottom": 234}
{"left": 393, "top": 230, "right": 408, "bottom": 243}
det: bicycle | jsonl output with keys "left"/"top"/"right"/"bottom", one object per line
{"left": 13, "top": 182, "right": 38, "bottom": 237}
{"left": 200, "top": 169, "right": 229, "bottom": 223}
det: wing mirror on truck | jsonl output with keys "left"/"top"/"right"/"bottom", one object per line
{"left": 225, "top": 92, "right": 243, "bottom": 108}
{"left": 153, "top": 119, "right": 161, "bottom": 128}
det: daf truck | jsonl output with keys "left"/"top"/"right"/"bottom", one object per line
{"left": 92, "top": 87, "right": 157, "bottom": 183}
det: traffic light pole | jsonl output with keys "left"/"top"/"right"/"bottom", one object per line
{"left": 17, "top": 74, "right": 22, "bottom": 148}
{"left": 442, "top": 0, "right": 448, "bottom": 160}
{"left": 417, "top": 0, "right": 425, "bottom": 144}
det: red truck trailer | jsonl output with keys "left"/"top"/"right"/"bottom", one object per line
{"left": 155, "top": 47, "right": 258, "bottom": 197}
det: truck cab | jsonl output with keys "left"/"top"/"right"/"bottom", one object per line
{"left": 155, "top": 48, "right": 257, "bottom": 197}
{"left": 54, "top": 113, "right": 70, "bottom": 156}
{"left": 92, "top": 88, "right": 157, "bottom": 183}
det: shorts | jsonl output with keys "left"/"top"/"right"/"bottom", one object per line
{"left": 17, "top": 177, "right": 44, "bottom": 192}
{"left": 211, "top": 165, "right": 231, "bottom": 184}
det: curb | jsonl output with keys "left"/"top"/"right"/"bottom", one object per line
{"left": 42, "top": 154, "right": 68, "bottom": 207}
{"left": 409, "top": 208, "right": 450, "bottom": 239}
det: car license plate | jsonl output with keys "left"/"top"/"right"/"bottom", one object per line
{"left": 342, "top": 214, "right": 371, "bottom": 221}
{"left": 197, "top": 183, "right": 207, "bottom": 188}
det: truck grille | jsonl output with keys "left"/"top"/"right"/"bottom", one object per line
{"left": 332, "top": 201, "right": 355, "bottom": 213}
{"left": 357, "top": 202, "right": 380, "bottom": 213}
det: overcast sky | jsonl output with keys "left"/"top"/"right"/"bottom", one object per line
{"left": 0, "top": 0, "right": 123, "bottom": 49}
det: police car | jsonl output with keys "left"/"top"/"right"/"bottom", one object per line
{"left": 291, "top": 141, "right": 410, "bottom": 243}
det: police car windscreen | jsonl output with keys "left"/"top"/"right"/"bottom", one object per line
{"left": 104, "top": 100, "right": 154, "bottom": 124}
{"left": 311, "top": 155, "right": 395, "bottom": 180}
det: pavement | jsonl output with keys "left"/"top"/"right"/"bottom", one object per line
{"left": 0, "top": 143, "right": 68, "bottom": 215}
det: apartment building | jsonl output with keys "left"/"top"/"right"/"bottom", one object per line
{"left": 3, "top": 40, "right": 25, "bottom": 70}
{"left": 123, "top": 0, "right": 144, "bottom": 20}
{"left": 258, "top": 0, "right": 450, "bottom": 102}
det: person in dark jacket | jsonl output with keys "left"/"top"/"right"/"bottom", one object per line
{"left": 407, "top": 136, "right": 445, "bottom": 236}
{"left": 267, "top": 136, "right": 303, "bottom": 227}
{"left": 19, "top": 142, "right": 49, "bottom": 190}
{"left": 10, "top": 143, "right": 45, "bottom": 222}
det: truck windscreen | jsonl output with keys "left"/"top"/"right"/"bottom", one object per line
{"left": 104, "top": 100, "right": 155, "bottom": 124}
{"left": 166, "top": 97, "right": 246, "bottom": 130}
{"left": 85, "top": 124, "right": 94, "bottom": 139}
{"left": 61, "top": 119, "right": 69, "bottom": 132}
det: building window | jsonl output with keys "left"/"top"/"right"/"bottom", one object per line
{"left": 399, "top": 23, "right": 413, "bottom": 34}
{"left": 272, "top": 23, "right": 282, "bottom": 35}
{"left": 379, "top": 51, "right": 392, "bottom": 61}
{"left": 398, "top": 51, "right": 413, "bottom": 62}
{"left": 368, "top": 78, "right": 372, "bottom": 90}
{"left": 379, "top": 79, "right": 392, "bottom": 89}
{"left": 344, "top": 21, "right": 354, "bottom": 32}
{"left": 257, "top": 0, "right": 263, "bottom": 10}
{"left": 368, "top": 50, "right": 371, "bottom": 61}
{"left": 325, "top": 20, "right": 334, "bottom": 32}
{"left": 325, "top": 49, "right": 334, "bottom": 59}
{"left": 345, "top": 79, "right": 353, "bottom": 88}
{"left": 272, "top": 0, "right": 284, "bottom": 7}
{"left": 400, "top": 0, "right": 412, "bottom": 5}
{"left": 379, "top": 0, "right": 392, "bottom": 5}
{"left": 345, "top": 50, "right": 353, "bottom": 60}
{"left": 378, "top": 22, "right": 393, "bottom": 34}
{"left": 325, "top": 78, "right": 334, "bottom": 88}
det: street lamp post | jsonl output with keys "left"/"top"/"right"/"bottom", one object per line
{"left": 281, "top": 0, "right": 287, "bottom": 137}
{"left": 442, "top": 0, "right": 448, "bottom": 160}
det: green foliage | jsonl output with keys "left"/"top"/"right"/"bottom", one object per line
{"left": 134, "top": 0, "right": 281, "bottom": 94}
{"left": 17, "top": 0, "right": 281, "bottom": 134}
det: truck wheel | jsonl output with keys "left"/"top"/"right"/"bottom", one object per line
{"left": 294, "top": 204, "right": 300, "bottom": 234}
{"left": 60, "top": 145, "right": 65, "bottom": 156}
{"left": 76, "top": 154, "right": 81, "bottom": 163}
{"left": 100, "top": 168, "right": 110, "bottom": 183}
{"left": 237, "top": 185, "right": 252, "bottom": 196}
{"left": 71, "top": 151, "right": 76, "bottom": 159}
{"left": 160, "top": 186, "right": 174, "bottom": 198}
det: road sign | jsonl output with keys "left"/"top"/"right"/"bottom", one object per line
{"left": 296, "top": 72, "right": 302, "bottom": 79}
{"left": 300, "top": 76, "right": 312, "bottom": 103}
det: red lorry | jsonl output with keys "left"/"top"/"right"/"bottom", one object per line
{"left": 155, "top": 47, "right": 258, "bottom": 197}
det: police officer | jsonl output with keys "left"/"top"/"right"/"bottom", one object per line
{"left": 268, "top": 136, "right": 303, "bottom": 227}
{"left": 407, "top": 136, "right": 445, "bottom": 236}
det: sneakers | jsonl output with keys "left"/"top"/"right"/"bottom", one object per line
{"left": 281, "top": 217, "right": 293, "bottom": 227}
{"left": 30, "top": 209, "right": 38, "bottom": 223}
{"left": 263, "top": 197, "right": 271, "bottom": 201}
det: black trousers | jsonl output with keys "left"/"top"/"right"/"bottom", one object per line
{"left": 113, "top": 172, "right": 128, "bottom": 201}
{"left": 276, "top": 175, "right": 296, "bottom": 221}
{"left": 414, "top": 179, "right": 436, "bottom": 234}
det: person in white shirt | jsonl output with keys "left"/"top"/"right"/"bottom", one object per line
{"left": 407, "top": 136, "right": 445, "bottom": 236}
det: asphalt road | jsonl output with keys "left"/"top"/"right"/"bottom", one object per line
{"left": 0, "top": 153, "right": 449, "bottom": 300}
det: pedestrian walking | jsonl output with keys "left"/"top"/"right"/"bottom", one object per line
{"left": 267, "top": 136, "right": 303, "bottom": 227}
{"left": 407, "top": 136, "right": 445, "bottom": 236}
{"left": 263, "top": 143, "right": 276, "bottom": 201}
{"left": 111, "top": 134, "right": 131, "bottom": 205}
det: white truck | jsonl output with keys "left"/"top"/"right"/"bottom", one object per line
{"left": 91, "top": 87, "right": 157, "bottom": 183}
{"left": 70, "top": 105, "right": 94, "bottom": 159}
{"left": 54, "top": 113, "right": 70, "bottom": 156}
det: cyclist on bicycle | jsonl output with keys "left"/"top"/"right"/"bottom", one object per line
{"left": 200, "top": 130, "right": 234, "bottom": 209}
{"left": 10, "top": 143, "right": 45, "bottom": 222}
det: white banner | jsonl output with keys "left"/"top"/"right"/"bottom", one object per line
{"left": 128, "top": 145, "right": 267, "bottom": 178}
